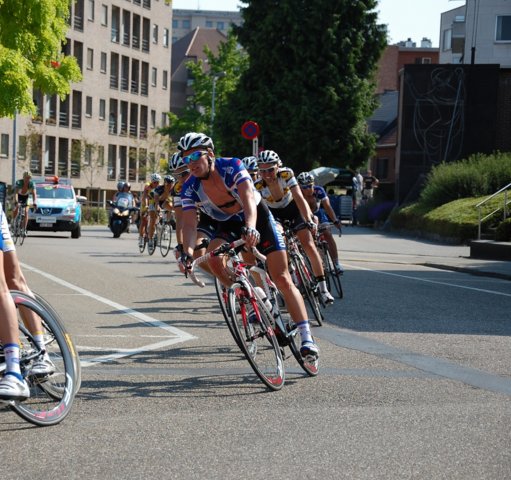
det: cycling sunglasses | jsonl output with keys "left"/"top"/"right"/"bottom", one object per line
{"left": 175, "top": 170, "right": 190, "bottom": 178}
{"left": 259, "top": 165, "right": 277, "bottom": 173}
{"left": 182, "top": 151, "right": 208, "bottom": 165}
{"left": 301, "top": 184, "right": 314, "bottom": 189}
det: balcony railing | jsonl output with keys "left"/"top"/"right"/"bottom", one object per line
{"left": 131, "top": 80, "right": 139, "bottom": 94}
{"left": 121, "top": 78, "right": 129, "bottom": 91}
{"left": 132, "top": 35, "right": 140, "bottom": 49}
{"left": 110, "top": 75, "right": 119, "bottom": 89}
{"left": 74, "top": 15, "right": 83, "bottom": 31}
{"left": 72, "top": 114, "right": 81, "bottom": 129}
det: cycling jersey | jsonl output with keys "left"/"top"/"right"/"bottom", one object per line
{"left": 0, "top": 204, "right": 15, "bottom": 253}
{"left": 181, "top": 157, "right": 261, "bottom": 222}
{"left": 253, "top": 167, "right": 297, "bottom": 209}
{"left": 15, "top": 179, "right": 35, "bottom": 203}
{"left": 171, "top": 181, "right": 185, "bottom": 209}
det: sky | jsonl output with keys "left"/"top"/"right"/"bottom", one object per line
{"left": 171, "top": 0, "right": 466, "bottom": 48}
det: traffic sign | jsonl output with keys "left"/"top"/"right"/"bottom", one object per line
{"left": 241, "top": 121, "right": 260, "bottom": 140}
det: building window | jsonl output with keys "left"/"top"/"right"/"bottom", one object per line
{"left": 162, "top": 70, "right": 168, "bottom": 89}
{"left": 87, "top": 48, "right": 94, "bottom": 70}
{"left": 88, "top": 0, "right": 95, "bottom": 21}
{"left": 375, "top": 157, "right": 389, "bottom": 180}
{"left": 85, "top": 96, "right": 92, "bottom": 117}
{"left": 443, "top": 28, "right": 452, "bottom": 51}
{"left": 99, "top": 99, "right": 106, "bottom": 120}
{"left": 152, "top": 24, "right": 158, "bottom": 43}
{"left": 101, "top": 4, "right": 108, "bottom": 26}
{"left": 151, "top": 67, "right": 157, "bottom": 87}
{"left": 0, "top": 134, "right": 9, "bottom": 157}
{"left": 161, "top": 112, "right": 167, "bottom": 127}
{"left": 205, "top": 20, "right": 212, "bottom": 28}
{"left": 182, "top": 19, "right": 190, "bottom": 29}
{"left": 217, "top": 21, "right": 224, "bottom": 30}
{"left": 496, "top": 15, "right": 511, "bottom": 42}
{"left": 150, "top": 109, "right": 156, "bottom": 128}
{"left": 172, "top": 19, "right": 178, "bottom": 29}
{"left": 100, "top": 52, "right": 107, "bottom": 73}
{"left": 422, "top": 57, "right": 432, "bottom": 64}
{"left": 163, "top": 28, "right": 169, "bottom": 47}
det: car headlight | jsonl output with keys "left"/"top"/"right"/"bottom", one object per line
{"left": 63, "top": 206, "right": 76, "bottom": 215}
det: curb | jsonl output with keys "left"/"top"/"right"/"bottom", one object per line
{"left": 423, "top": 262, "right": 511, "bottom": 281}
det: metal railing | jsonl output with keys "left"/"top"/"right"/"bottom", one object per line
{"left": 476, "top": 182, "right": 511, "bottom": 239}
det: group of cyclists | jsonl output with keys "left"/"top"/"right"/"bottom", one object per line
{"left": 150, "top": 131, "right": 346, "bottom": 363}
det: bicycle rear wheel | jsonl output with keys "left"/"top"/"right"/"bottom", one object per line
{"left": 283, "top": 317, "right": 319, "bottom": 376}
{"left": 9, "top": 291, "right": 77, "bottom": 426}
{"left": 159, "top": 224, "right": 172, "bottom": 257}
{"left": 148, "top": 236, "right": 156, "bottom": 255}
{"left": 139, "top": 235, "right": 147, "bottom": 253}
{"left": 227, "top": 284, "right": 284, "bottom": 391}
{"left": 32, "top": 292, "right": 81, "bottom": 395}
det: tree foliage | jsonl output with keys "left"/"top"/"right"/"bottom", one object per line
{"left": 215, "top": 0, "right": 387, "bottom": 170}
{"left": 160, "top": 31, "right": 248, "bottom": 154}
{"left": 0, "top": 0, "right": 82, "bottom": 118}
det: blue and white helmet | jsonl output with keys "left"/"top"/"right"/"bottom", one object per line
{"left": 150, "top": 173, "right": 161, "bottom": 182}
{"left": 177, "top": 132, "right": 214, "bottom": 152}
{"left": 168, "top": 152, "right": 185, "bottom": 172}
{"left": 297, "top": 172, "right": 314, "bottom": 186}
{"left": 241, "top": 156, "right": 258, "bottom": 172}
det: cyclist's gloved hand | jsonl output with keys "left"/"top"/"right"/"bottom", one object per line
{"left": 179, "top": 252, "right": 193, "bottom": 276}
{"left": 334, "top": 219, "right": 342, "bottom": 236}
{"left": 306, "top": 220, "right": 317, "bottom": 235}
{"left": 241, "top": 226, "right": 260, "bottom": 248}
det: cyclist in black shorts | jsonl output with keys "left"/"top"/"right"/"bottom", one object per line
{"left": 13, "top": 171, "right": 37, "bottom": 235}
{"left": 177, "top": 132, "right": 319, "bottom": 360}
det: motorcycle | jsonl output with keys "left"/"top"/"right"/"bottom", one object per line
{"left": 107, "top": 198, "right": 138, "bottom": 238}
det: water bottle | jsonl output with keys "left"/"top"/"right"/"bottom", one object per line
{"left": 254, "top": 286, "right": 273, "bottom": 315}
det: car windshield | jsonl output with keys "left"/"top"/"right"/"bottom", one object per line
{"left": 36, "top": 185, "right": 74, "bottom": 200}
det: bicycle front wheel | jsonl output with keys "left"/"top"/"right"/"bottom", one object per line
{"left": 139, "top": 236, "right": 147, "bottom": 253}
{"left": 284, "top": 317, "right": 319, "bottom": 376}
{"left": 10, "top": 291, "right": 77, "bottom": 426}
{"left": 214, "top": 277, "right": 242, "bottom": 349}
{"left": 293, "top": 257, "right": 323, "bottom": 326}
{"left": 227, "top": 284, "right": 284, "bottom": 391}
{"left": 11, "top": 217, "right": 20, "bottom": 245}
{"left": 324, "top": 249, "right": 343, "bottom": 299}
{"left": 159, "top": 224, "right": 172, "bottom": 257}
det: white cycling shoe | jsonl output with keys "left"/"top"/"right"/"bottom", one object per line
{"left": 0, "top": 374, "right": 30, "bottom": 401}
{"left": 320, "top": 290, "right": 335, "bottom": 305}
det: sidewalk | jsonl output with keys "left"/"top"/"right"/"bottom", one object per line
{"left": 338, "top": 226, "right": 511, "bottom": 281}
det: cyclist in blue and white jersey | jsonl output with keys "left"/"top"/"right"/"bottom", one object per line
{"left": 297, "top": 172, "right": 344, "bottom": 274}
{"left": 177, "top": 132, "right": 319, "bottom": 360}
{"left": 241, "top": 156, "right": 259, "bottom": 183}
{"left": 254, "top": 150, "right": 335, "bottom": 305}
{"left": 168, "top": 152, "right": 217, "bottom": 273}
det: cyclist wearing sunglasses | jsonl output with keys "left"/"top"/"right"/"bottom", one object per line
{"left": 254, "top": 150, "right": 335, "bottom": 305}
{"left": 177, "top": 132, "right": 319, "bottom": 360}
{"left": 168, "top": 152, "right": 217, "bottom": 272}
{"left": 297, "top": 172, "right": 344, "bottom": 274}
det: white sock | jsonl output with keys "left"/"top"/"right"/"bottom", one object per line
{"left": 3, "top": 343, "right": 23, "bottom": 379}
{"left": 296, "top": 320, "right": 313, "bottom": 344}
{"left": 318, "top": 280, "right": 328, "bottom": 293}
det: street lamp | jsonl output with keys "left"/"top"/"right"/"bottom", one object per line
{"left": 210, "top": 71, "right": 226, "bottom": 138}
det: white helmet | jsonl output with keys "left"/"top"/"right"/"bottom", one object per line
{"left": 178, "top": 132, "right": 214, "bottom": 152}
{"left": 257, "top": 150, "right": 281, "bottom": 165}
{"left": 150, "top": 173, "right": 161, "bottom": 182}
{"left": 297, "top": 172, "right": 314, "bottom": 186}
{"left": 168, "top": 152, "right": 185, "bottom": 171}
{"left": 241, "top": 156, "right": 258, "bottom": 172}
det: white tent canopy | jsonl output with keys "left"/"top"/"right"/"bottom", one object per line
{"left": 310, "top": 167, "right": 341, "bottom": 186}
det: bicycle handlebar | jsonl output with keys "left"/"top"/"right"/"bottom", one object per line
{"left": 188, "top": 238, "right": 266, "bottom": 288}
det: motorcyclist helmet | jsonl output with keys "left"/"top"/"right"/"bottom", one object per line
{"left": 177, "top": 132, "right": 214, "bottom": 152}
{"left": 123, "top": 182, "right": 131, "bottom": 191}
{"left": 150, "top": 173, "right": 161, "bottom": 183}
{"left": 241, "top": 156, "right": 258, "bottom": 173}
{"left": 297, "top": 172, "right": 315, "bottom": 186}
{"left": 117, "top": 181, "right": 125, "bottom": 191}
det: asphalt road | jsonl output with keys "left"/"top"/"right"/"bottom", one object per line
{"left": 2, "top": 226, "right": 510, "bottom": 479}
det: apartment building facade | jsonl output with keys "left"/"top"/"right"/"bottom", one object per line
{"left": 171, "top": 9, "right": 242, "bottom": 43}
{"left": 0, "top": 0, "right": 172, "bottom": 202}
{"left": 440, "top": 0, "right": 511, "bottom": 67}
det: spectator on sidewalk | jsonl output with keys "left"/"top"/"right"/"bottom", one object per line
{"left": 363, "top": 170, "right": 379, "bottom": 200}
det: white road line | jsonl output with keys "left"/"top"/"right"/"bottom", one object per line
{"left": 21, "top": 262, "right": 196, "bottom": 367}
{"left": 345, "top": 263, "right": 511, "bottom": 297}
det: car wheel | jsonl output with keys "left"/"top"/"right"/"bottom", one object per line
{"left": 71, "top": 224, "right": 81, "bottom": 239}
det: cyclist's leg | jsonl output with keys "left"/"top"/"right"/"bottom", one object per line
{"left": 323, "top": 228, "right": 344, "bottom": 273}
{"left": 22, "top": 205, "right": 29, "bottom": 231}
{"left": 193, "top": 213, "right": 217, "bottom": 276}
{"left": 0, "top": 248, "right": 29, "bottom": 400}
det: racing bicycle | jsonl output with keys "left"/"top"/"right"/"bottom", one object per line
{"left": 11, "top": 204, "right": 28, "bottom": 246}
{"left": 316, "top": 225, "right": 343, "bottom": 299}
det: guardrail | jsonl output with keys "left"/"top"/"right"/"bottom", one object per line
{"left": 476, "top": 182, "right": 511, "bottom": 239}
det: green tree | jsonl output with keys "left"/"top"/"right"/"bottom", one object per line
{"left": 215, "top": 0, "right": 387, "bottom": 170}
{"left": 160, "top": 30, "right": 248, "bottom": 154}
{"left": 0, "top": 0, "right": 82, "bottom": 117}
